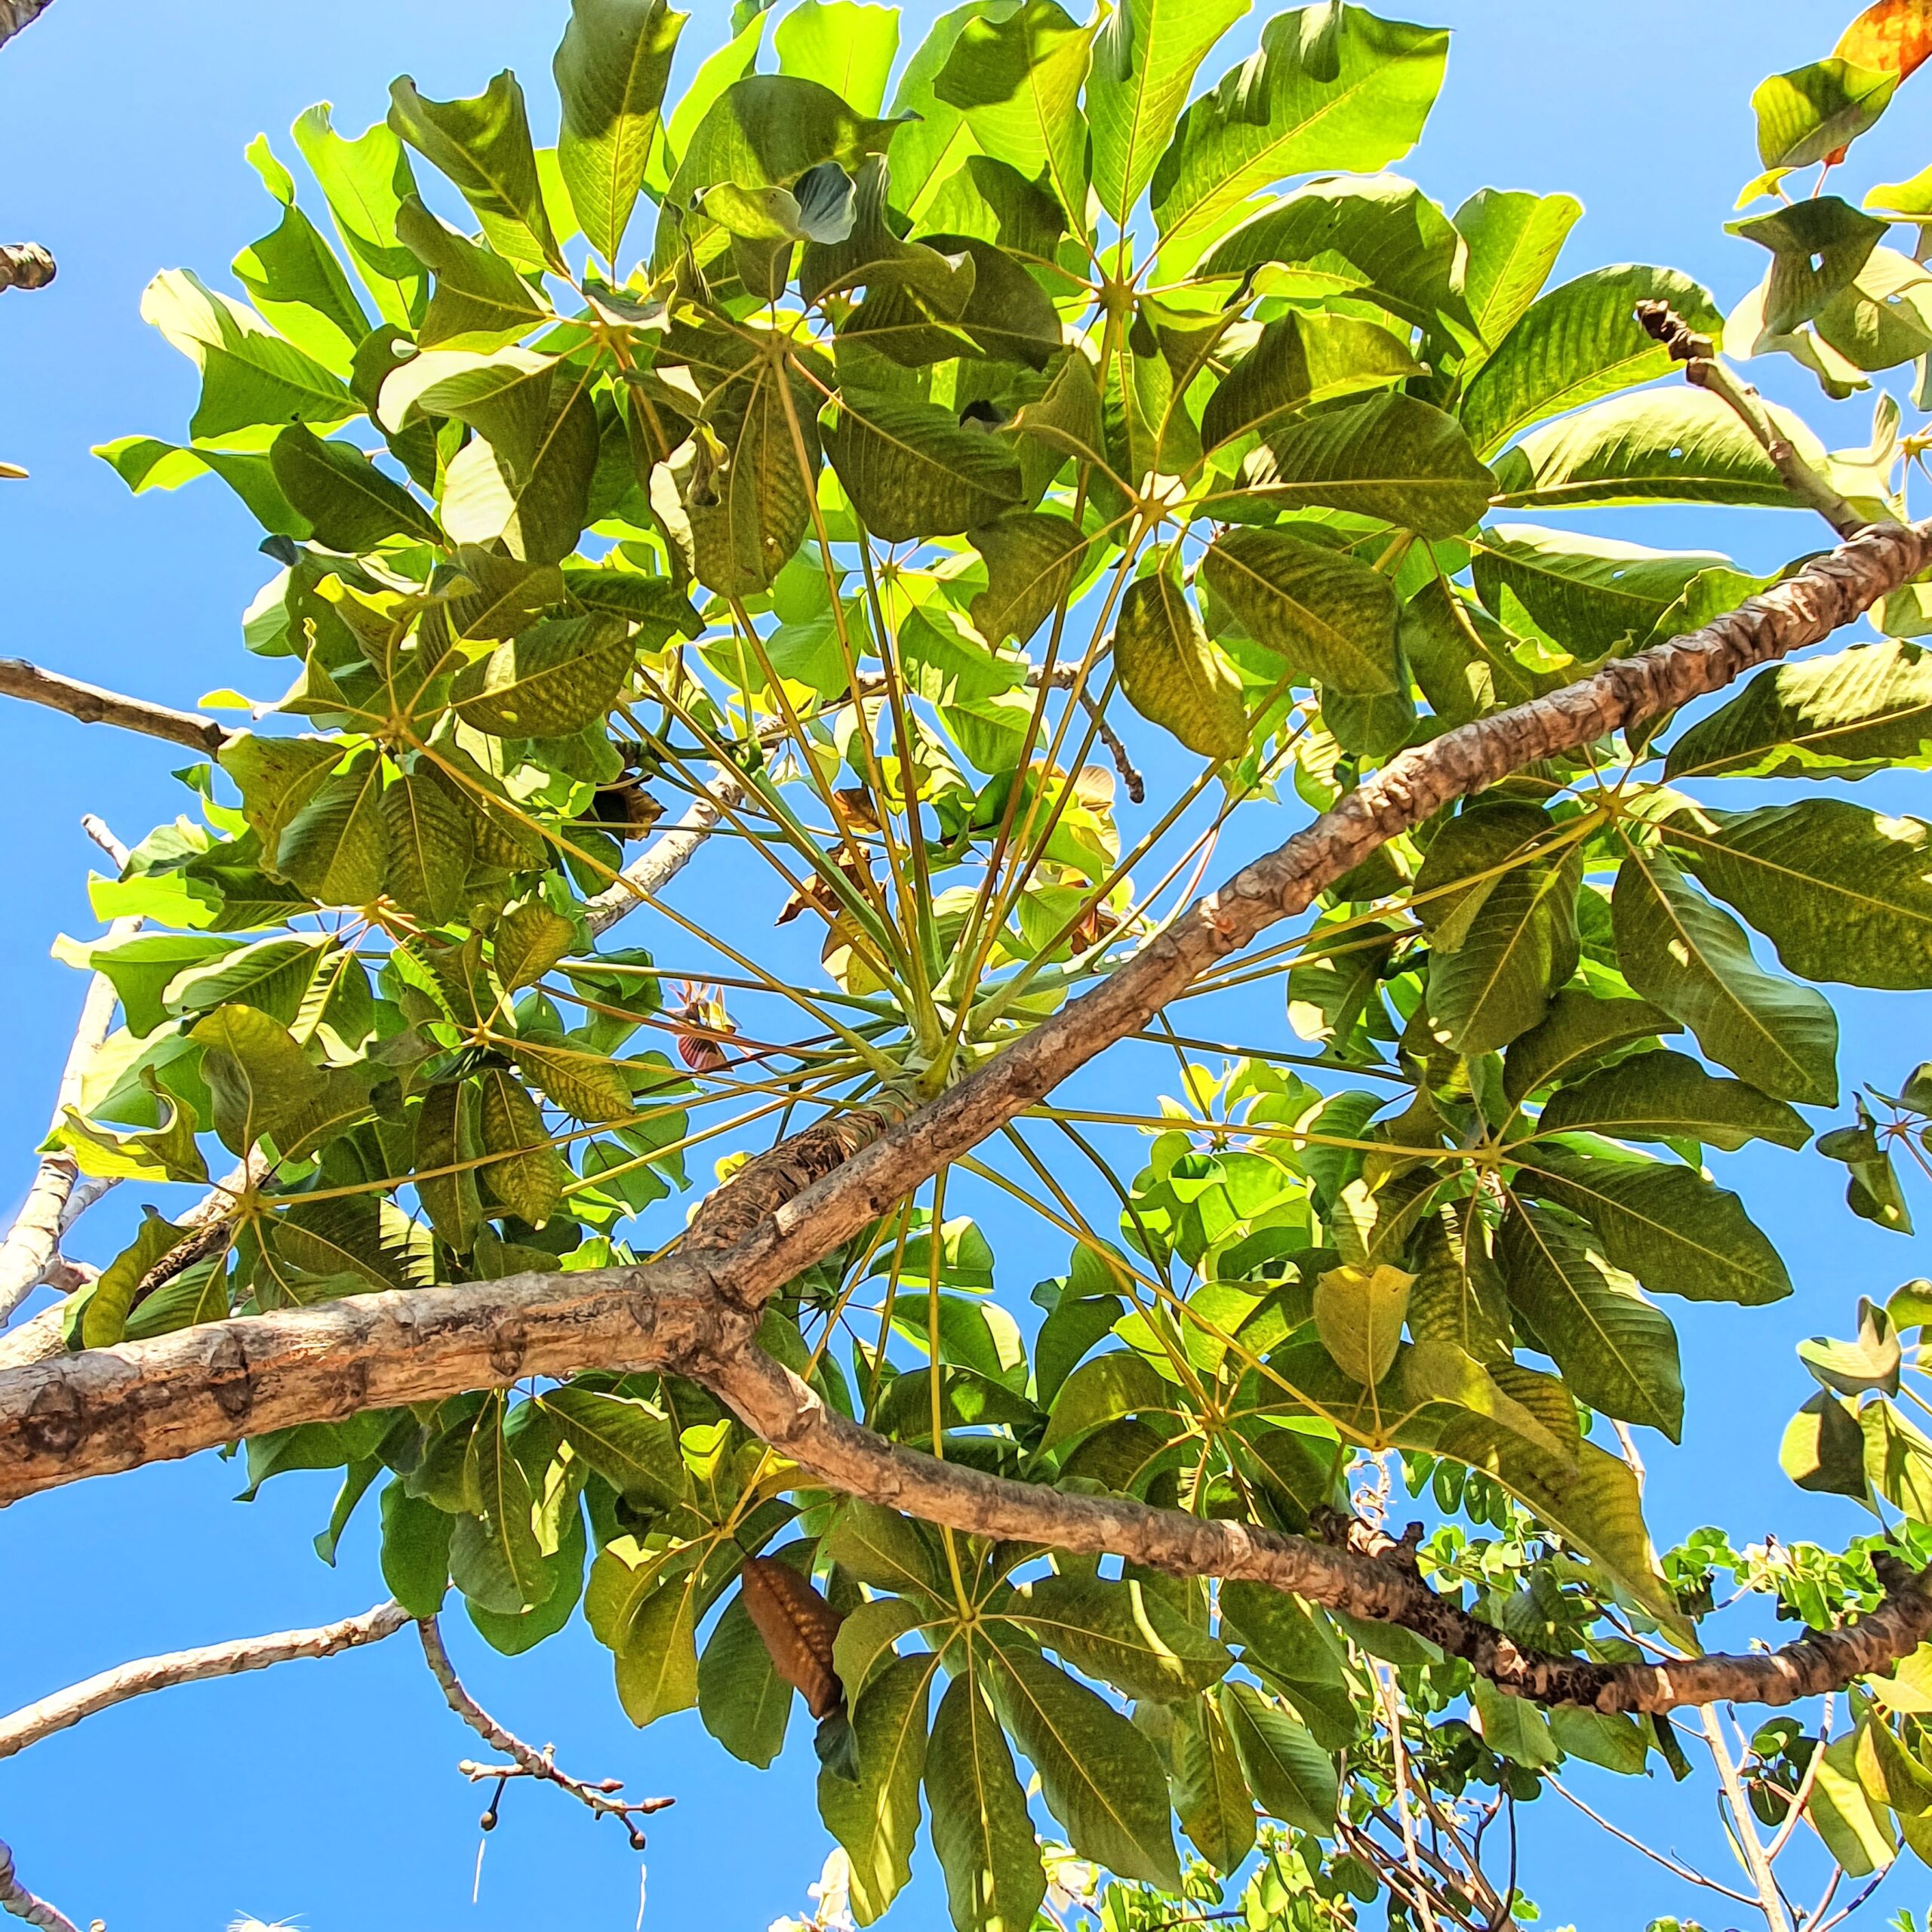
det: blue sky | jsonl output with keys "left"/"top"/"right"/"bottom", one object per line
{"left": 1, "top": 1, "right": 1930, "bottom": 1926}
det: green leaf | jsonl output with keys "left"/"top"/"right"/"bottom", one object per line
{"left": 1663, "top": 801, "right": 1932, "bottom": 992}
{"left": 968, "top": 512, "right": 1088, "bottom": 648}
{"left": 162, "top": 933, "right": 330, "bottom": 1029}
{"left": 190, "top": 1004, "right": 373, "bottom": 1158}
{"left": 1728, "top": 195, "right": 1890, "bottom": 336}
{"left": 395, "top": 196, "right": 549, "bottom": 347}
{"left": 985, "top": 1633, "right": 1182, "bottom": 1889}
{"left": 139, "top": 269, "right": 356, "bottom": 441}
{"left": 541, "top": 1386, "right": 688, "bottom": 1508}
{"left": 1454, "top": 187, "right": 1583, "bottom": 349}
{"left": 377, "top": 345, "right": 559, "bottom": 472}
{"left": 232, "top": 152, "right": 373, "bottom": 374}
{"left": 1201, "top": 174, "right": 1469, "bottom": 333}
{"left": 91, "top": 435, "right": 314, "bottom": 539}
{"left": 1009, "top": 1573, "right": 1232, "bottom": 1701}
{"left": 1820, "top": 1105, "right": 1915, "bottom": 1235}
{"left": 1201, "top": 311, "right": 1419, "bottom": 453}
{"left": 388, "top": 71, "right": 558, "bottom": 270}
{"left": 478, "top": 1066, "right": 565, "bottom": 1224}
{"left": 1810, "top": 1734, "right": 1899, "bottom": 1878}
{"left": 380, "top": 770, "right": 472, "bottom": 926}
{"left": 614, "top": 1571, "right": 701, "bottom": 1725}
{"left": 1040, "top": 1351, "right": 1171, "bottom": 1454}
{"left": 1665, "top": 639, "right": 1932, "bottom": 782}
{"left": 1200, "top": 528, "right": 1398, "bottom": 694}
{"left": 1515, "top": 1144, "right": 1792, "bottom": 1306}
{"left": 823, "top": 391, "right": 1025, "bottom": 542}
{"left": 452, "top": 1398, "right": 552, "bottom": 1613}
{"left": 774, "top": 0, "right": 900, "bottom": 117}
{"left": 1798, "top": 1298, "right": 1902, "bottom": 1398}
{"left": 1222, "top": 1681, "right": 1339, "bottom": 1835}
{"left": 699, "top": 1586, "right": 794, "bottom": 1768}
{"left": 1312, "top": 1261, "right": 1412, "bottom": 1386}
{"left": 1472, "top": 525, "right": 1724, "bottom": 660}
{"left": 276, "top": 756, "right": 389, "bottom": 908}
{"left": 933, "top": 0, "right": 1094, "bottom": 226}
{"left": 379, "top": 1481, "right": 453, "bottom": 1615}
{"left": 927, "top": 1672, "right": 1047, "bottom": 1932}
{"left": 441, "top": 380, "right": 599, "bottom": 564}
{"left": 554, "top": 0, "right": 686, "bottom": 268}
{"left": 1500, "top": 1202, "right": 1684, "bottom": 1439}
{"left": 1089, "top": 0, "right": 1250, "bottom": 223}
{"left": 1177, "top": 1697, "right": 1257, "bottom": 1875}
{"left": 1503, "top": 989, "right": 1679, "bottom": 1106}
{"left": 1150, "top": 3, "right": 1448, "bottom": 275}
{"left": 1536, "top": 1048, "right": 1810, "bottom": 1152}
{"left": 268, "top": 425, "right": 441, "bottom": 552}
{"left": 291, "top": 106, "right": 427, "bottom": 330}
{"left": 818, "top": 1652, "right": 936, "bottom": 1924}
{"left": 1470, "top": 1677, "right": 1559, "bottom": 1767}
{"left": 1753, "top": 57, "right": 1899, "bottom": 171}
{"left": 414, "top": 1078, "right": 483, "bottom": 1254}
{"left": 1239, "top": 392, "right": 1496, "bottom": 538}
{"left": 469, "top": 1493, "right": 586, "bottom": 1656}
{"left": 1490, "top": 386, "right": 1806, "bottom": 511}
{"left": 663, "top": 74, "right": 902, "bottom": 215}
{"left": 1114, "top": 567, "right": 1247, "bottom": 759}
{"left": 825, "top": 1500, "right": 946, "bottom": 1598}
{"left": 1459, "top": 264, "right": 1723, "bottom": 460}
{"left": 453, "top": 611, "right": 634, "bottom": 737}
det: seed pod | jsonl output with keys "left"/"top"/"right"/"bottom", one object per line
{"left": 738, "top": 1555, "right": 844, "bottom": 1719}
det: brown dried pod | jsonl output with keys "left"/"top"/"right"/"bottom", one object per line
{"left": 738, "top": 1555, "right": 844, "bottom": 1719}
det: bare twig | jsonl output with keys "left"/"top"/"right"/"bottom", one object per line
{"left": 0, "top": 245, "right": 53, "bottom": 293}
{"left": 1700, "top": 1704, "right": 1793, "bottom": 1932}
{"left": 0, "top": 820, "right": 141, "bottom": 1324}
{"left": 0, "top": 1840, "right": 82, "bottom": 1932}
{"left": 0, "top": 660, "right": 229, "bottom": 752}
{"left": 1636, "top": 301, "right": 1871, "bottom": 540}
{"left": 0, "top": 1601, "right": 408, "bottom": 1761}
{"left": 1546, "top": 1774, "right": 1755, "bottom": 1904}
{"left": 416, "top": 1617, "right": 673, "bottom": 1847}
{"left": 1762, "top": 1693, "right": 1832, "bottom": 1865}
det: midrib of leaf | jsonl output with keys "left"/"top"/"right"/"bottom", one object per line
{"left": 1466, "top": 536, "right": 1670, "bottom": 628}
{"left": 994, "top": 1641, "right": 1150, "bottom": 1855}
{"left": 1669, "top": 694, "right": 1932, "bottom": 777}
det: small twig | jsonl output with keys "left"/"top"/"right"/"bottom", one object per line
{"left": 1636, "top": 301, "right": 1871, "bottom": 540}
{"left": 0, "top": 1839, "right": 82, "bottom": 1932}
{"left": 416, "top": 1617, "right": 674, "bottom": 1849}
{"left": 0, "top": 659, "right": 229, "bottom": 752}
{"left": 0, "top": 245, "right": 53, "bottom": 294}
{"left": 1762, "top": 1693, "right": 1832, "bottom": 1865}
{"left": 1027, "top": 663, "right": 1145, "bottom": 802}
{"left": 0, "top": 1601, "right": 408, "bottom": 1761}
{"left": 0, "top": 820, "right": 143, "bottom": 1324}
{"left": 1545, "top": 1774, "right": 1755, "bottom": 1906}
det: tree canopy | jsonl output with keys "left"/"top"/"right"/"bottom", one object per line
{"left": 5, "top": 1, "right": 1932, "bottom": 1927}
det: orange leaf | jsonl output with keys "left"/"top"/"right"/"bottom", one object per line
{"left": 739, "top": 1555, "right": 845, "bottom": 1718}
{"left": 1835, "top": 0, "right": 1932, "bottom": 80}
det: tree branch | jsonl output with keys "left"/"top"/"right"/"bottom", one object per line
{"left": 0, "top": 246, "right": 53, "bottom": 294}
{"left": 0, "top": 821, "right": 139, "bottom": 1324}
{"left": 416, "top": 1617, "right": 674, "bottom": 1845}
{"left": 0, "top": 522, "right": 1924, "bottom": 1562}
{"left": 0, "top": 660, "right": 229, "bottom": 752}
{"left": 584, "top": 769, "right": 746, "bottom": 936}
{"left": 1636, "top": 301, "right": 1871, "bottom": 540}
{"left": 0, "top": 1, "right": 53, "bottom": 52}
{"left": 0, "top": 1841, "right": 81, "bottom": 1932}
{"left": 0, "top": 1600, "right": 408, "bottom": 1761}
{"left": 704, "top": 1343, "right": 1932, "bottom": 1715}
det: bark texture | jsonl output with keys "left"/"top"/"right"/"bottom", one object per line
{"left": 0, "top": 1841, "right": 79, "bottom": 1932}
{"left": 0, "top": 660, "right": 229, "bottom": 752}
{"left": 0, "top": 245, "right": 54, "bottom": 294}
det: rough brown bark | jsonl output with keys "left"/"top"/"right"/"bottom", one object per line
{"left": 0, "top": 1600, "right": 408, "bottom": 1760}
{"left": 0, "top": 245, "right": 53, "bottom": 293}
{"left": 0, "top": 660, "right": 229, "bottom": 752}
{"left": 0, "top": 0, "right": 52, "bottom": 51}
{"left": 0, "top": 522, "right": 1927, "bottom": 1714}
{"left": 0, "top": 1840, "right": 79, "bottom": 1932}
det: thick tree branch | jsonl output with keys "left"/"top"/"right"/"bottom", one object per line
{"left": 706, "top": 1343, "right": 1932, "bottom": 1715}
{"left": 0, "top": 660, "right": 229, "bottom": 752}
{"left": 0, "top": 0, "right": 52, "bottom": 51}
{"left": 0, "top": 522, "right": 1924, "bottom": 1520}
{"left": 417, "top": 1617, "right": 673, "bottom": 1844}
{"left": 0, "top": 1600, "right": 408, "bottom": 1761}
{"left": 0, "top": 1841, "right": 80, "bottom": 1932}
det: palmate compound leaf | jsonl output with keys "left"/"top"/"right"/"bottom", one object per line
{"left": 1661, "top": 800, "right": 1932, "bottom": 991}
{"left": 982, "top": 1629, "right": 1183, "bottom": 1890}
{"left": 1006, "top": 1572, "right": 1232, "bottom": 1702}
{"left": 1198, "top": 527, "right": 1399, "bottom": 695}
{"left": 927, "top": 1672, "right": 1048, "bottom": 1932}
{"left": 818, "top": 1650, "right": 937, "bottom": 1924}
{"left": 1611, "top": 844, "right": 1839, "bottom": 1106}
{"left": 1499, "top": 1201, "right": 1684, "bottom": 1440}
{"left": 1112, "top": 568, "right": 1247, "bottom": 760}
{"left": 553, "top": 0, "right": 686, "bottom": 269}
{"left": 189, "top": 1004, "right": 374, "bottom": 1159}
{"left": 451, "top": 611, "right": 636, "bottom": 737}
{"left": 1149, "top": 2, "right": 1450, "bottom": 275}
{"left": 1663, "top": 638, "right": 1932, "bottom": 781}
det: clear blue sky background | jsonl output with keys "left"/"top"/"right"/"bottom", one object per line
{"left": 1, "top": 2, "right": 1930, "bottom": 1926}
